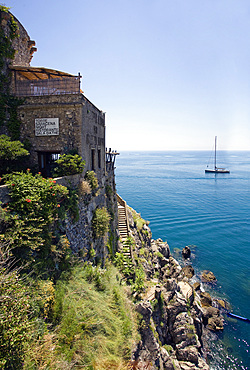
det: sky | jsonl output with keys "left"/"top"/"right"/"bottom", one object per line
{"left": 2, "top": 0, "right": 250, "bottom": 150}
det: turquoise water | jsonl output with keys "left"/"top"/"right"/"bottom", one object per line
{"left": 115, "top": 151, "right": 250, "bottom": 369}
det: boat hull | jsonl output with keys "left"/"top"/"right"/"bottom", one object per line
{"left": 205, "top": 169, "right": 230, "bottom": 174}
{"left": 227, "top": 312, "right": 250, "bottom": 322}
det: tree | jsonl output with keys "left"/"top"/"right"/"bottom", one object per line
{"left": 53, "top": 154, "right": 85, "bottom": 177}
{"left": 0, "top": 135, "right": 29, "bottom": 175}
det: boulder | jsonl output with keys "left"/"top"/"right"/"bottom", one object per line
{"left": 182, "top": 246, "right": 191, "bottom": 259}
{"left": 181, "top": 265, "right": 194, "bottom": 279}
{"left": 201, "top": 270, "right": 217, "bottom": 283}
{"left": 203, "top": 306, "right": 224, "bottom": 331}
{"left": 164, "top": 278, "right": 179, "bottom": 293}
{"left": 167, "top": 296, "right": 188, "bottom": 328}
{"left": 214, "top": 298, "right": 230, "bottom": 310}
{"left": 193, "top": 282, "right": 200, "bottom": 291}
{"left": 159, "top": 241, "right": 170, "bottom": 259}
{"left": 136, "top": 301, "right": 152, "bottom": 323}
{"left": 176, "top": 345, "right": 199, "bottom": 364}
{"left": 200, "top": 291, "right": 212, "bottom": 307}
{"left": 159, "top": 256, "right": 169, "bottom": 268}
{"left": 207, "top": 316, "right": 224, "bottom": 331}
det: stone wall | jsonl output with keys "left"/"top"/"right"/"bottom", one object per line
{"left": 18, "top": 94, "right": 83, "bottom": 165}
{"left": 18, "top": 94, "right": 106, "bottom": 181}
{"left": 82, "top": 98, "right": 106, "bottom": 182}
{"left": 0, "top": 172, "right": 119, "bottom": 265}
{"left": 0, "top": 10, "right": 36, "bottom": 69}
{"left": 11, "top": 13, "right": 36, "bottom": 66}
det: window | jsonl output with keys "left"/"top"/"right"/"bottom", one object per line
{"left": 91, "top": 149, "right": 95, "bottom": 171}
{"left": 98, "top": 149, "right": 101, "bottom": 168}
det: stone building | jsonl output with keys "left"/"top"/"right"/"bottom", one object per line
{"left": 2, "top": 10, "right": 107, "bottom": 181}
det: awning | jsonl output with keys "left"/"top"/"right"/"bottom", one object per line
{"left": 9, "top": 65, "right": 81, "bottom": 81}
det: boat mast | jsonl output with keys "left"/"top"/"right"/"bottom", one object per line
{"left": 214, "top": 136, "right": 217, "bottom": 170}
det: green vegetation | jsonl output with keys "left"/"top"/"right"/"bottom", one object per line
{"left": 53, "top": 154, "right": 85, "bottom": 177}
{"left": 155, "top": 251, "right": 164, "bottom": 259}
{"left": 0, "top": 253, "right": 33, "bottom": 369}
{"left": 92, "top": 207, "right": 111, "bottom": 239}
{"left": 0, "top": 251, "right": 136, "bottom": 369}
{"left": 1, "top": 171, "right": 73, "bottom": 275}
{"left": 0, "top": 135, "right": 29, "bottom": 175}
{"left": 114, "top": 249, "right": 146, "bottom": 296}
{"left": 0, "top": 166, "right": 137, "bottom": 368}
{"left": 84, "top": 170, "right": 98, "bottom": 190}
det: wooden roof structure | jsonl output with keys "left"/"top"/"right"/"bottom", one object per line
{"left": 9, "top": 65, "right": 81, "bottom": 81}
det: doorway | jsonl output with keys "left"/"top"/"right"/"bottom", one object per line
{"left": 37, "top": 151, "right": 60, "bottom": 177}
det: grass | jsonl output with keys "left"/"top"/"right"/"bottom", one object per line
{"left": 24, "top": 263, "right": 136, "bottom": 369}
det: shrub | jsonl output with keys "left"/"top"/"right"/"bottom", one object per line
{"left": 92, "top": 207, "right": 110, "bottom": 239}
{"left": 0, "top": 251, "right": 33, "bottom": 368}
{"left": 0, "top": 135, "right": 29, "bottom": 175}
{"left": 84, "top": 170, "right": 98, "bottom": 190}
{"left": 133, "top": 265, "right": 145, "bottom": 295}
{"left": 53, "top": 154, "right": 85, "bottom": 177}
{"left": 3, "top": 171, "right": 69, "bottom": 264}
{"left": 78, "top": 179, "right": 91, "bottom": 196}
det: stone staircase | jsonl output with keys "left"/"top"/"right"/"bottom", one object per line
{"left": 117, "top": 195, "right": 133, "bottom": 265}
{"left": 118, "top": 205, "right": 129, "bottom": 241}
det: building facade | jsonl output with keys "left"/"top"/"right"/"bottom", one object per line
{"left": 2, "top": 9, "right": 106, "bottom": 181}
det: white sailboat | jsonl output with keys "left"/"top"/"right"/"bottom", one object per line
{"left": 205, "top": 136, "right": 230, "bottom": 174}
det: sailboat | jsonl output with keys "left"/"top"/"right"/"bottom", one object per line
{"left": 205, "top": 136, "right": 230, "bottom": 174}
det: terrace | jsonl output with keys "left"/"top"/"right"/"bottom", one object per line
{"left": 10, "top": 66, "right": 81, "bottom": 97}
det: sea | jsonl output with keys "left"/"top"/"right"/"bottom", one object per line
{"left": 115, "top": 151, "right": 250, "bottom": 370}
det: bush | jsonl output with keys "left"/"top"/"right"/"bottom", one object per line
{"left": 0, "top": 135, "right": 29, "bottom": 175}
{"left": 0, "top": 251, "right": 33, "bottom": 368}
{"left": 84, "top": 170, "right": 98, "bottom": 190}
{"left": 92, "top": 207, "right": 110, "bottom": 239}
{"left": 78, "top": 179, "right": 91, "bottom": 196}
{"left": 3, "top": 171, "right": 69, "bottom": 264}
{"left": 53, "top": 154, "right": 85, "bottom": 177}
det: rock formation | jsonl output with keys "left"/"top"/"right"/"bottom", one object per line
{"left": 125, "top": 206, "right": 224, "bottom": 369}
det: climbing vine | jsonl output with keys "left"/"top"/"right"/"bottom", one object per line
{"left": 0, "top": 6, "right": 23, "bottom": 139}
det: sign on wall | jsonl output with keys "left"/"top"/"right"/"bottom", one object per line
{"left": 35, "top": 118, "right": 59, "bottom": 136}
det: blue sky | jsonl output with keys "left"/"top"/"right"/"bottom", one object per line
{"left": 3, "top": 0, "right": 250, "bottom": 150}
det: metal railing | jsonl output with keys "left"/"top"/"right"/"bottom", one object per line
{"left": 13, "top": 77, "right": 80, "bottom": 97}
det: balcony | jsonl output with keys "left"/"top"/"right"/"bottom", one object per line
{"left": 10, "top": 66, "right": 81, "bottom": 97}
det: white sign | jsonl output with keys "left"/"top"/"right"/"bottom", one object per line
{"left": 35, "top": 118, "right": 59, "bottom": 136}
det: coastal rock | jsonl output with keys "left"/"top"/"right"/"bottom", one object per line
{"left": 167, "top": 295, "right": 187, "bottom": 327}
{"left": 176, "top": 346, "right": 199, "bottom": 364}
{"left": 127, "top": 204, "right": 211, "bottom": 369}
{"left": 159, "top": 240, "right": 170, "bottom": 259}
{"left": 214, "top": 298, "right": 230, "bottom": 310}
{"left": 166, "top": 257, "right": 182, "bottom": 279}
{"left": 182, "top": 246, "right": 191, "bottom": 259}
{"left": 203, "top": 306, "right": 224, "bottom": 331}
{"left": 192, "top": 282, "right": 200, "bottom": 291}
{"left": 200, "top": 291, "right": 212, "bottom": 307}
{"left": 179, "top": 359, "right": 209, "bottom": 370}
{"left": 181, "top": 265, "right": 194, "bottom": 279}
{"left": 201, "top": 270, "right": 217, "bottom": 283}
{"left": 136, "top": 301, "right": 152, "bottom": 323}
{"left": 172, "top": 312, "right": 197, "bottom": 346}
{"left": 207, "top": 316, "right": 224, "bottom": 331}
{"left": 165, "top": 278, "right": 179, "bottom": 293}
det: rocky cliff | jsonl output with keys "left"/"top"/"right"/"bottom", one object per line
{"left": 124, "top": 206, "right": 224, "bottom": 370}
